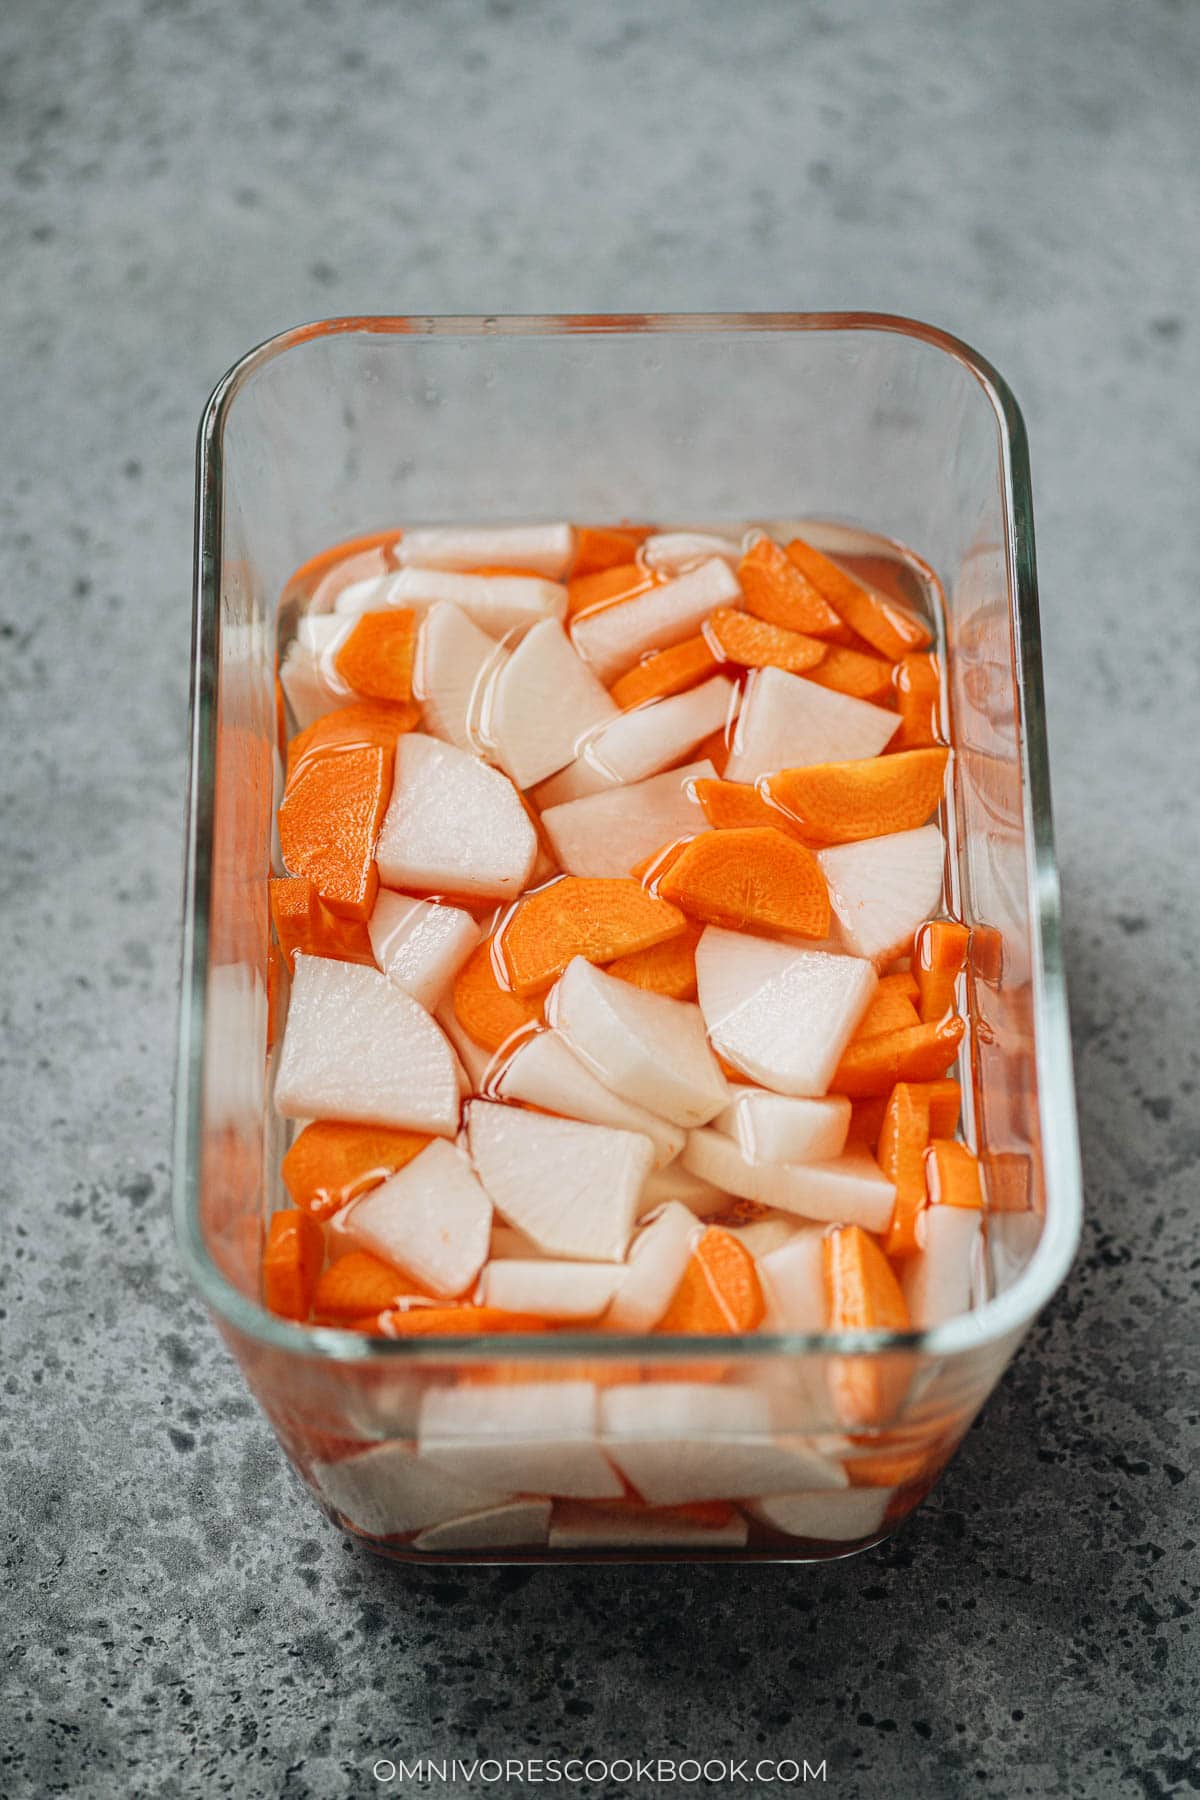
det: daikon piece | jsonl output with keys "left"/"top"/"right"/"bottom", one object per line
{"left": 902, "top": 1204, "right": 981, "bottom": 1327}
{"left": 696, "top": 927, "right": 877, "bottom": 1096}
{"left": 412, "top": 1497, "right": 553, "bottom": 1553}
{"left": 540, "top": 760, "right": 715, "bottom": 878}
{"left": 759, "top": 1228, "right": 828, "bottom": 1332}
{"left": 343, "top": 1139, "right": 492, "bottom": 1298}
{"left": 309, "top": 1440, "right": 511, "bottom": 1537}
{"left": 397, "top": 523, "right": 575, "bottom": 579}
{"left": 279, "top": 615, "right": 355, "bottom": 730}
{"left": 414, "top": 602, "right": 506, "bottom": 753}
{"left": 382, "top": 566, "right": 568, "bottom": 636}
{"left": 640, "top": 531, "right": 743, "bottom": 572}
{"left": 682, "top": 1130, "right": 896, "bottom": 1232}
{"left": 434, "top": 999, "right": 494, "bottom": 1093}
{"left": 747, "top": 1487, "right": 894, "bottom": 1542}
{"left": 486, "top": 619, "right": 619, "bottom": 789}
{"left": 599, "top": 1383, "right": 849, "bottom": 1505}
{"left": 368, "top": 891, "right": 481, "bottom": 1011}
{"left": 333, "top": 573, "right": 392, "bottom": 615}
{"left": 479, "top": 1258, "right": 624, "bottom": 1320}
{"left": 818, "top": 826, "right": 945, "bottom": 963}
{"left": 605, "top": 1202, "right": 699, "bottom": 1332}
{"left": 571, "top": 557, "right": 742, "bottom": 683}
{"left": 548, "top": 1502, "right": 749, "bottom": 1550}
{"left": 534, "top": 677, "right": 736, "bottom": 807}
{"left": 418, "top": 1380, "right": 623, "bottom": 1499}
{"left": 723, "top": 1214, "right": 803, "bottom": 1257}
{"left": 637, "top": 1161, "right": 731, "bottom": 1219}
{"left": 715, "top": 1091, "right": 852, "bottom": 1165}
{"left": 551, "top": 957, "right": 730, "bottom": 1127}
{"left": 494, "top": 1029, "right": 685, "bottom": 1167}
{"left": 376, "top": 733, "right": 537, "bottom": 900}
{"left": 723, "top": 666, "right": 898, "bottom": 781}
{"left": 274, "top": 955, "right": 460, "bottom": 1134}
{"left": 466, "top": 1099, "right": 651, "bottom": 1261}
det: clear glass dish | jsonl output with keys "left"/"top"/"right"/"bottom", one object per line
{"left": 176, "top": 313, "right": 1082, "bottom": 1563}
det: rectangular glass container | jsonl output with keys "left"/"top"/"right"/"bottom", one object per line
{"left": 176, "top": 313, "right": 1082, "bottom": 1563}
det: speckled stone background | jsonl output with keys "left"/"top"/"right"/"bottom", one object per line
{"left": 3, "top": 1, "right": 1198, "bottom": 1795}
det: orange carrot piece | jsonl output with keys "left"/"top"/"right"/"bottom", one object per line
{"left": 694, "top": 777, "right": 780, "bottom": 833}
{"left": 609, "top": 634, "right": 721, "bottom": 710}
{"left": 926, "top": 1138, "right": 984, "bottom": 1209}
{"left": 852, "top": 984, "right": 923, "bottom": 1042}
{"left": 452, "top": 938, "right": 545, "bottom": 1052}
{"left": 282, "top": 1121, "right": 433, "bottom": 1220}
{"left": 805, "top": 643, "right": 896, "bottom": 703}
{"left": 737, "top": 537, "right": 845, "bottom": 638}
{"left": 566, "top": 561, "right": 656, "bottom": 619}
{"left": 846, "top": 1437, "right": 951, "bottom": 1489}
{"left": 279, "top": 530, "right": 400, "bottom": 613}
{"left": 269, "top": 876, "right": 376, "bottom": 970}
{"left": 657, "top": 826, "right": 830, "bottom": 939}
{"left": 763, "top": 748, "right": 949, "bottom": 844}
{"left": 892, "top": 652, "right": 943, "bottom": 749}
{"left": 914, "top": 919, "right": 971, "bottom": 1022}
{"left": 374, "top": 1305, "right": 553, "bottom": 1337}
{"left": 786, "top": 538, "right": 932, "bottom": 660}
{"left": 284, "top": 697, "right": 419, "bottom": 786}
{"left": 657, "top": 1227, "right": 765, "bottom": 1333}
{"left": 572, "top": 525, "right": 651, "bottom": 577}
{"left": 702, "top": 607, "right": 826, "bottom": 673}
{"left": 694, "top": 726, "right": 731, "bottom": 776}
{"left": 312, "top": 1250, "right": 426, "bottom": 1322}
{"left": 262, "top": 1208, "right": 325, "bottom": 1321}
{"left": 277, "top": 742, "right": 391, "bottom": 922}
{"left": 605, "top": 920, "right": 703, "bottom": 1001}
{"left": 831, "top": 1016, "right": 965, "bottom": 1098}
{"left": 333, "top": 609, "right": 418, "bottom": 703}
{"left": 824, "top": 1224, "right": 911, "bottom": 1424}
{"left": 499, "top": 876, "right": 687, "bottom": 996}
{"left": 266, "top": 940, "right": 285, "bottom": 1052}
{"left": 924, "top": 1078, "right": 962, "bottom": 1137}
{"left": 878, "top": 1084, "right": 934, "bottom": 1259}
{"left": 628, "top": 839, "right": 689, "bottom": 885}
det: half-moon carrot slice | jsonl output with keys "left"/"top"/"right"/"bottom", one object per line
{"left": 499, "top": 876, "right": 687, "bottom": 996}
{"left": 312, "top": 1250, "right": 430, "bottom": 1323}
{"left": 452, "top": 937, "right": 545, "bottom": 1052}
{"left": 702, "top": 607, "right": 826, "bottom": 674}
{"left": 737, "top": 537, "right": 846, "bottom": 638}
{"left": 269, "top": 876, "right": 376, "bottom": 970}
{"left": 763, "top": 748, "right": 949, "bottom": 844}
{"left": 567, "top": 561, "right": 657, "bottom": 619}
{"left": 606, "top": 919, "right": 703, "bottom": 1001}
{"left": 691, "top": 777, "right": 813, "bottom": 841}
{"left": 285, "top": 697, "right": 420, "bottom": 785}
{"left": 333, "top": 609, "right": 418, "bottom": 703}
{"left": 878, "top": 1083, "right": 934, "bottom": 1259}
{"left": 277, "top": 742, "right": 392, "bottom": 922}
{"left": 913, "top": 919, "right": 970, "bottom": 1021}
{"left": 830, "top": 1016, "right": 965, "bottom": 1098}
{"left": 851, "top": 980, "right": 923, "bottom": 1042}
{"left": 656, "top": 1227, "right": 764, "bottom": 1333}
{"left": 375, "top": 1304, "right": 554, "bottom": 1336}
{"left": 262, "top": 1209, "right": 325, "bottom": 1321}
{"left": 785, "top": 538, "right": 932, "bottom": 660}
{"left": 805, "top": 643, "right": 896, "bottom": 703}
{"left": 609, "top": 634, "right": 722, "bottom": 710}
{"left": 282, "top": 1121, "right": 433, "bottom": 1220}
{"left": 657, "top": 826, "right": 830, "bottom": 939}
{"left": 925, "top": 1139, "right": 984, "bottom": 1209}
{"left": 892, "top": 653, "right": 943, "bottom": 748}
{"left": 823, "top": 1223, "right": 911, "bottom": 1424}
{"left": 572, "top": 526, "right": 651, "bottom": 577}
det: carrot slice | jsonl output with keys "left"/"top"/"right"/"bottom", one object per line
{"left": 846, "top": 1437, "right": 951, "bottom": 1489}
{"left": 277, "top": 742, "right": 391, "bottom": 922}
{"left": 609, "top": 634, "right": 722, "bottom": 710}
{"left": 878, "top": 1084, "right": 934, "bottom": 1259}
{"left": 269, "top": 876, "right": 376, "bottom": 970}
{"left": 285, "top": 697, "right": 420, "bottom": 786}
{"left": 694, "top": 777, "right": 779, "bottom": 833}
{"left": 785, "top": 538, "right": 932, "bottom": 660}
{"left": 262, "top": 1208, "right": 325, "bottom": 1321}
{"left": 893, "top": 653, "right": 943, "bottom": 749}
{"left": 500, "top": 876, "right": 688, "bottom": 996}
{"left": 924, "top": 1078, "right": 962, "bottom": 1137}
{"left": 824, "top": 1224, "right": 911, "bottom": 1424}
{"left": 606, "top": 920, "right": 703, "bottom": 1001}
{"left": 831, "top": 1016, "right": 965, "bottom": 1098}
{"left": 694, "top": 727, "right": 731, "bottom": 776}
{"left": 657, "top": 826, "right": 830, "bottom": 939}
{"left": 279, "top": 530, "right": 400, "bottom": 612}
{"left": 452, "top": 937, "right": 545, "bottom": 1052}
{"left": 926, "top": 1138, "right": 984, "bottom": 1209}
{"left": 702, "top": 607, "right": 826, "bottom": 673}
{"left": 805, "top": 643, "right": 896, "bottom": 703}
{"left": 282, "top": 1121, "right": 433, "bottom": 1220}
{"left": 852, "top": 983, "right": 923, "bottom": 1042}
{"left": 628, "top": 839, "right": 689, "bottom": 886}
{"left": 572, "top": 525, "right": 651, "bottom": 577}
{"left": 312, "top": 1250, "right": 426, "bottom": 1322}
{"left": 657, "top": 1227, "right": 765, "bottom": 1333}
{"left": 763, "top": 748, "right": 949, "bottom": 844}
{"left": 375, "top": 1305, "right": 553, "bottom": 1337}
{"left": 567, "top": 561, "right": 656, "bottom": 619}
{"left": 737, "top": 537, "right": 845, "bottom": 638}
{"left": 914, "top": 919, "right": 970, "bottom": 1021}
{"left": 333, "top": 609, "right": 418, "bottom": 703}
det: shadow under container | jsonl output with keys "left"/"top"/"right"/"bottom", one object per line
{"left": 177, "top": 313, "right": 1082, "bottom": 1562}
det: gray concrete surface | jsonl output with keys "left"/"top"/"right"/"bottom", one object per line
{"left": 2, "top": 1, "right": 1198, "bottom": 1795}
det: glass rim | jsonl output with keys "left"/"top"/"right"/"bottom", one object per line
{"left": 176, "top": 310, "right": 1082, "bottom": 1366}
